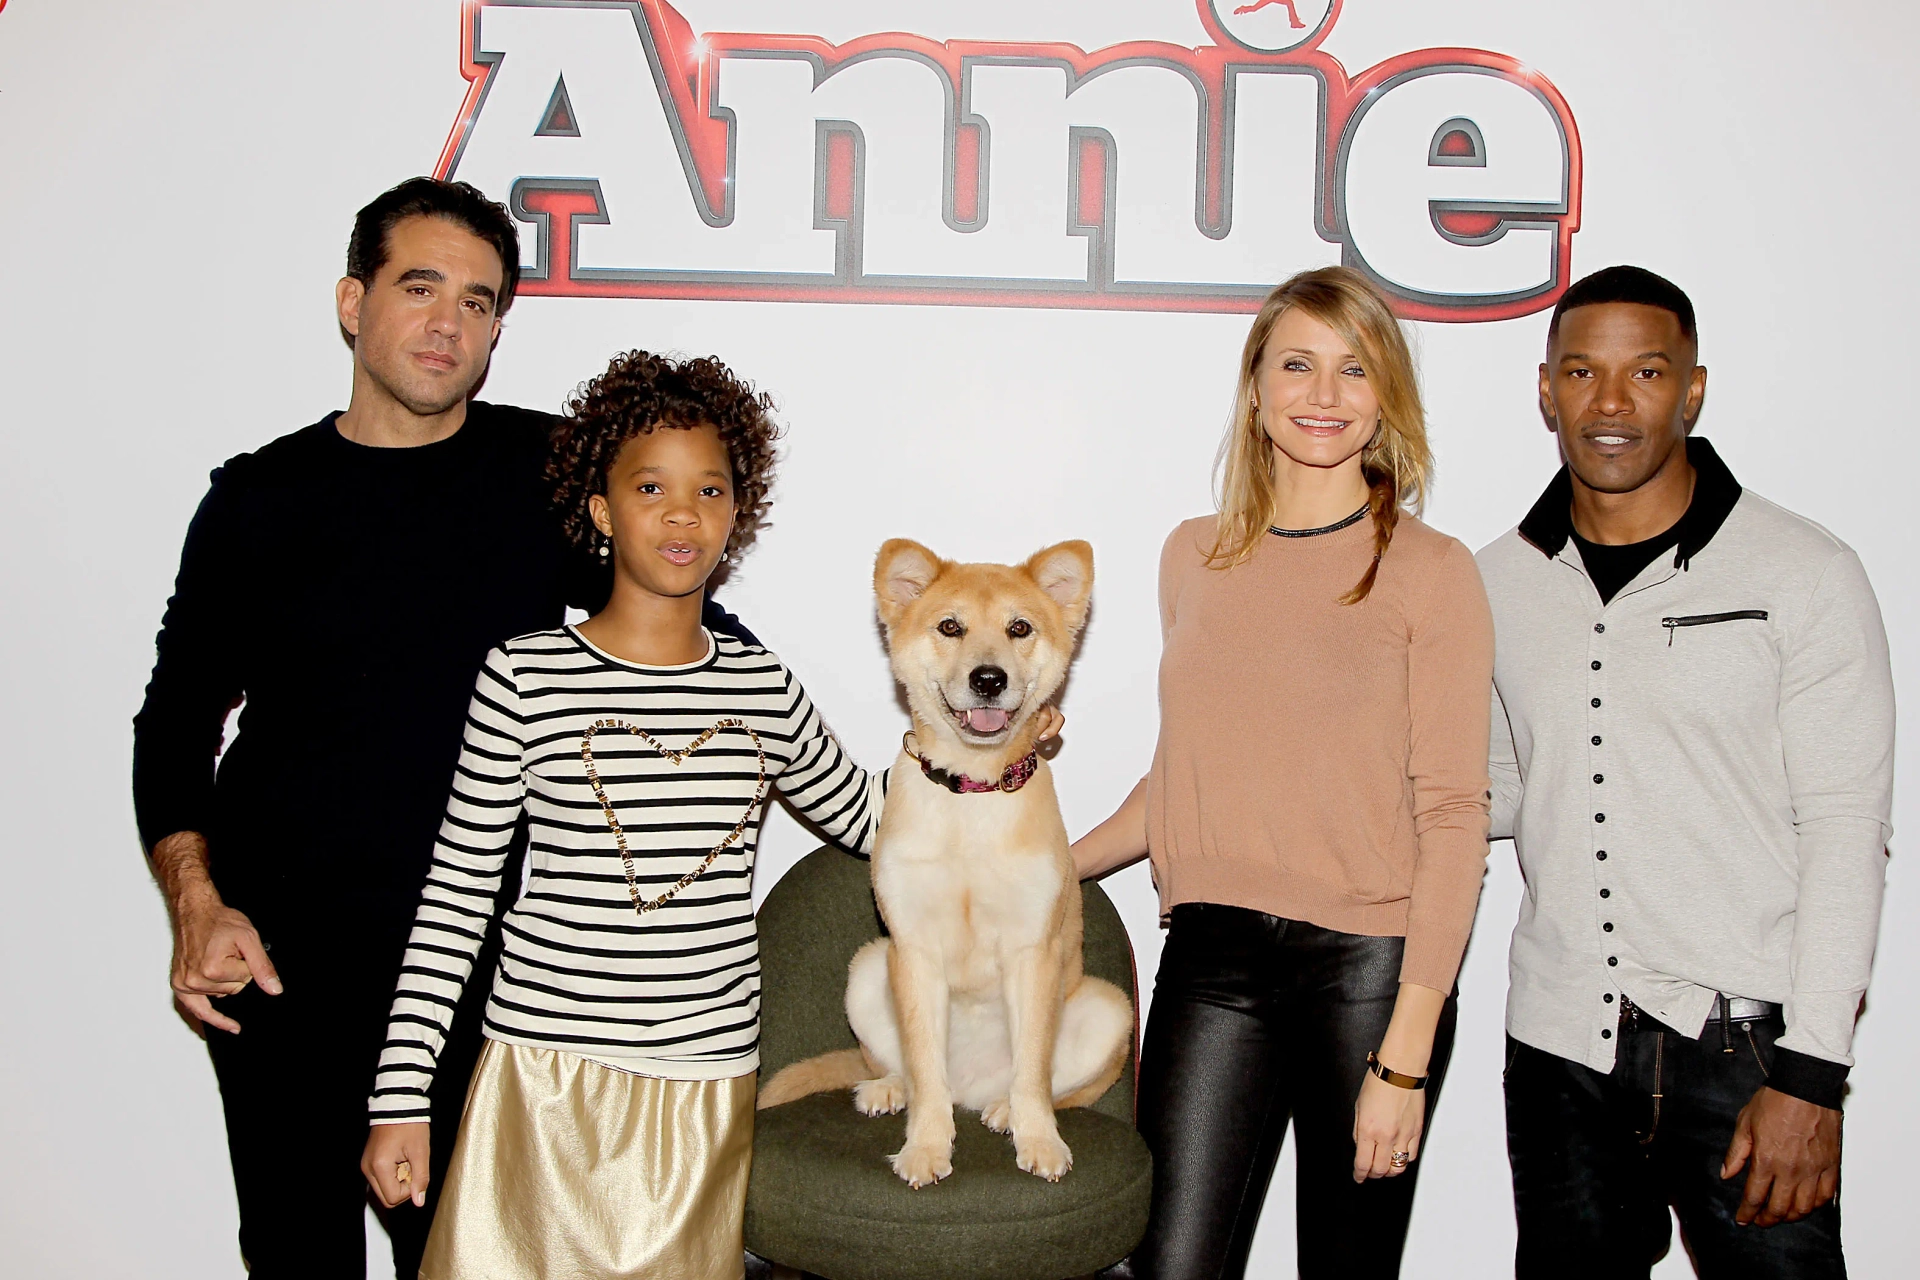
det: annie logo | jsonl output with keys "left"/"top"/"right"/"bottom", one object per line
{"left": 437, "top": 0, "right": 1581, "bottom": 320}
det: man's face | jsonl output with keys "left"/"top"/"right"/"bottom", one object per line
{"left": 1540, "top": 302, "right": 1706, "bottom": 495}
{"left": 336, "top": 215, "right": 505, "bottom": 417}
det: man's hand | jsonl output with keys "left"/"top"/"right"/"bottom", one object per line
{"left": 363, "top": 1122, "right": 432, "bottom": 1208}
{"left": 1720, "top": 1085, "right": 1841, "bottom": 1226}
{"left": 152, "top": 831, "right": 281, "bottom": 1033}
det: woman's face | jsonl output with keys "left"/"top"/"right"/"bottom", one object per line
{"left": 588, "top": 424, "right": 736, "bottom": 600}
{"left": 1253, "top": 307, "right": 1382, "bottom": 475}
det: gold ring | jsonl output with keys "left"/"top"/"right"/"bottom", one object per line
{"left": 396, "top": 1161, "right": 412, "bottom": 1184}
{"left": 1388, "top": 1151, "right": 1410, "bottom": 1168}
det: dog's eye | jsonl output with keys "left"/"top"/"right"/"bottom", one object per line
{"left": 937, "top": 618, "right": 964, "bottom": 638}
{"left": 1007, "top": 619, "right": 1033, "bottom": 639}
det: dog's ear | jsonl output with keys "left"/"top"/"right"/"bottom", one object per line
{"left": 1024, "top": 540, "right": 1094, "bottom": 633}
{"left": 874, "top": 539, "right": 943, "bottom": 625}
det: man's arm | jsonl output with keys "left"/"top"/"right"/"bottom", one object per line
{"left": 1722, "top": 547, "right": 1894, "bottom": 1225}
{"left": 1488, "top": 682, "right": 1522, "bottom": 842}
{"left": 151, "top": 832, "right": 280, "bottom": 1033}
{"left": 134, "top": 461, "right": 277, "bottom": 1029}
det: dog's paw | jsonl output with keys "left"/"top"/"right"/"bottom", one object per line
{"left": 980, "top": 1098, "right": 1013, "bottom": 1133}
{"left": 854, "top": 1076, "right": 906, "bottom": 1116}
{"left": 1014, "top": 1130, "right": 1073, "bottom": 1183}
{"left": 890, "top": 1142, "right": 953, "bottom": 1189}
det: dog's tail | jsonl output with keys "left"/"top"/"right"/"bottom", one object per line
{"left": 757, "top": 1048, "right": 871, "bottom": 1110}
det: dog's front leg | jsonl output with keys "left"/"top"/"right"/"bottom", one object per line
{"left": 887, "top": 941, "right": 955, "bottom": 1188}
{"left": 1003, "top": 944, "right": 1072, "bottom": 1181}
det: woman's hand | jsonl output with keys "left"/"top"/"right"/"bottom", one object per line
{"left": 1352, "top": 980, "right": 1448, "bottom": 1180}
{"left": 1034, "top": 704, "right": 1065, "bottom": 742}
{"left": 1352, "top": 1069, "right": 1426, "bottom": 1181}
{"left": 363, "top": 1122, "right": 432, "bottom": 1208}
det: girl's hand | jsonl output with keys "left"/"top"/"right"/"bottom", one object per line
{"left": 1034, "top": 705, "right": 1065, "bottom": 742}
{"left": 1352, "top": 1070, "right": 1425, "bottom": 1181}
{"left": 363, "top": 1121, "right": 432, "bottom": 1207}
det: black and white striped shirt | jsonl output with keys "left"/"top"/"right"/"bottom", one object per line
{"left": 369, "top": 626, "right": 883, "bottom": 1121}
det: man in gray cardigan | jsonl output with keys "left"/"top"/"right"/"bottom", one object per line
{"left": 1479, "top": 266, "right": 1892, "bottom": 1279}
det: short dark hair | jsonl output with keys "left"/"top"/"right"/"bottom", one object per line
{"left": 548, "top": 351, "right": 782, "bottom": 573}
{"left": 1548, "top": 265, "right": 1696, "bottom": 345}
{"left": 345, "top": 177, "right": 521, "bottom": 318}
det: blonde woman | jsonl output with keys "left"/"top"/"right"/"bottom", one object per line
{"left": 1074, "top": 267, "right": 1493, "bottom": 1279}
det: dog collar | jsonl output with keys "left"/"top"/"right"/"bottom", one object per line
{"left": 903, "top": 733, "right": 1039, "bottom": 795}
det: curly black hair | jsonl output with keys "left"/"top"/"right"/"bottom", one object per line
{"left": 547, "top": 351, "right": 781, "bottom": 572}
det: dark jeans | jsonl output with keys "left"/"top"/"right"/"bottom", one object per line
{"left": 1505, "top": 1009, "right": 1846, "bottom": 1279}
{"left": 203, "top": 934, "right": 495, "bottom": 1279}
{"left": 1130, "top": 904, "right": 1457, "bottom": 1280}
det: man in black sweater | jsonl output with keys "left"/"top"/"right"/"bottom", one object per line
{"left": 133, "top": 178, "right": 754, "bottom": 1278}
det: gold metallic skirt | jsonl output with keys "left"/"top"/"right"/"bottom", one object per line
{"left": 420, "top": 1041, "right": 754, "bottom": 1280}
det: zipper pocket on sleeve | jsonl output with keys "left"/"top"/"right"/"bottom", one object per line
{"left": 1661, "top": 610, "right": 1768, "bottom": 645}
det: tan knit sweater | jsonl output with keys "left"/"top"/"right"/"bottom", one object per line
{"left": 1146, "top": 511, "right": 1494, "bottom": 991}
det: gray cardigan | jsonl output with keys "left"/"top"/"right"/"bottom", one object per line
{"left": 1479, "top": 440, "right": 1892, "bottom": 1107}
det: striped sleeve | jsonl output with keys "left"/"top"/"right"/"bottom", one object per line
{"left": 368, "top": 648, "right": 527, "bottom": 1123}
{"left": 772, "top": 667, "right": 887, "bottom": 856}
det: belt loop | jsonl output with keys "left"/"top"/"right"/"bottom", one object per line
{"left": 1720, "top": 994, "right": 1733, "bottom": 1054}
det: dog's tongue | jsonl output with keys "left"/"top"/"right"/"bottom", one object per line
{"left": 965, "top": 708, "right": 1010, "bottom": 734}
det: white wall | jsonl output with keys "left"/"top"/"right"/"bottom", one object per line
{"left": 1, "top": 2, "right": 1913, "bottom": 1276}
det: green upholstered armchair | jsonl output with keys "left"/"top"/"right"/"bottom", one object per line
{"left": 746, "top": 847, "right": 1151, "bottom": 1280}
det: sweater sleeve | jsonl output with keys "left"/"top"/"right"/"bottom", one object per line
{"left": 369, "top": 648, "right": 527, "bottom": 1123}
{"left": 1399, "top": 539, "right": 1496, "bottom": 991}
{"left": 1768, "top": 548, "right": 1893, "bottom": 1086}
{"left": 772, "top": 667, "right": 888, "bottom": 856}
{"left": 131, "top": 461, "right": 252, "bottom": 851}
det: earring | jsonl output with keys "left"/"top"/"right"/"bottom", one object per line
{"left": 598, "top": 537, "right": 611, "bottom": 559}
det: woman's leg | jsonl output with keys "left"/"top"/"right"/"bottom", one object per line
{"left": 1132, "top": 904, "right": 1292, "bottom": 1280}
{"left": 1286, "top": 925, "right": 1457, "bottom": 1280}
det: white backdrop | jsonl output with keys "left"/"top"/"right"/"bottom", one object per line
{"left": 1, "top": 2, "right": 1914, "bottom": 1277}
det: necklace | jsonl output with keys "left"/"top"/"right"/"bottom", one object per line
{"left": 580, "top": 718, "right": 768, "bottom": 915}
{"left": 1269, "top": 503, "right": 1368, "bottom": 538}
{"left": 902, "top": 731, "right": 1039, "bottom": 794}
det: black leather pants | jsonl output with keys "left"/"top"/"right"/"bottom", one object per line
{"left": 1130, "top": 904, "right": 1457, "bottom": 1280}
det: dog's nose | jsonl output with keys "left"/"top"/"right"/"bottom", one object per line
{"left": 969, "top": 666, "right": 1008, "bottom": 699}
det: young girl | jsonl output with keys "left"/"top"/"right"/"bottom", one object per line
{"left": 358, "top": 351, "right": 1012, "bottom": 1279}
{"left": 1072, "top": 267, "right": 1494, "bottom": 1279}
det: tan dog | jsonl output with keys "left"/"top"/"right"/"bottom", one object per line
{"left": 759, "top": 539, "right": 1133, "bottom": 1187}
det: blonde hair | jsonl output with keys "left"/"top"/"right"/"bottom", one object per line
{"left": 1208, "top": 266, "right": 1432, "bottom": 603}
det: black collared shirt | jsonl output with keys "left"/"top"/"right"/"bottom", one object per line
{"left": 1518, "top": 436, "right": 1743, "bottom": 587}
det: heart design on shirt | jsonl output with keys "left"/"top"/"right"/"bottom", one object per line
{"left": 580, "top": 717, "right": 768, "bottom": 915}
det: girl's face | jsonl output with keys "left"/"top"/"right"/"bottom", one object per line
{"left": 589, "top": 424, "right": 736, "bottom": 600}
{"left": 1253, "top": 307, "right": 1382, "bottom": 476}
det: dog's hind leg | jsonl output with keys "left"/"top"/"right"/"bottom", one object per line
{"left": 1051, "top": 976, "right": 1134, "bottom": 1109}
{"left": 845, "top": 939, "right": 908, "bottom": 1115}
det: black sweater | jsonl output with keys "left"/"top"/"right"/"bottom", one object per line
{"left": 131, "top": 404, "right": 754, "bottom": 961}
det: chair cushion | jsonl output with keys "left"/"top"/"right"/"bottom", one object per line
{"left": 746, "top": 1092, "right": 1150, "bottom": 1280}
